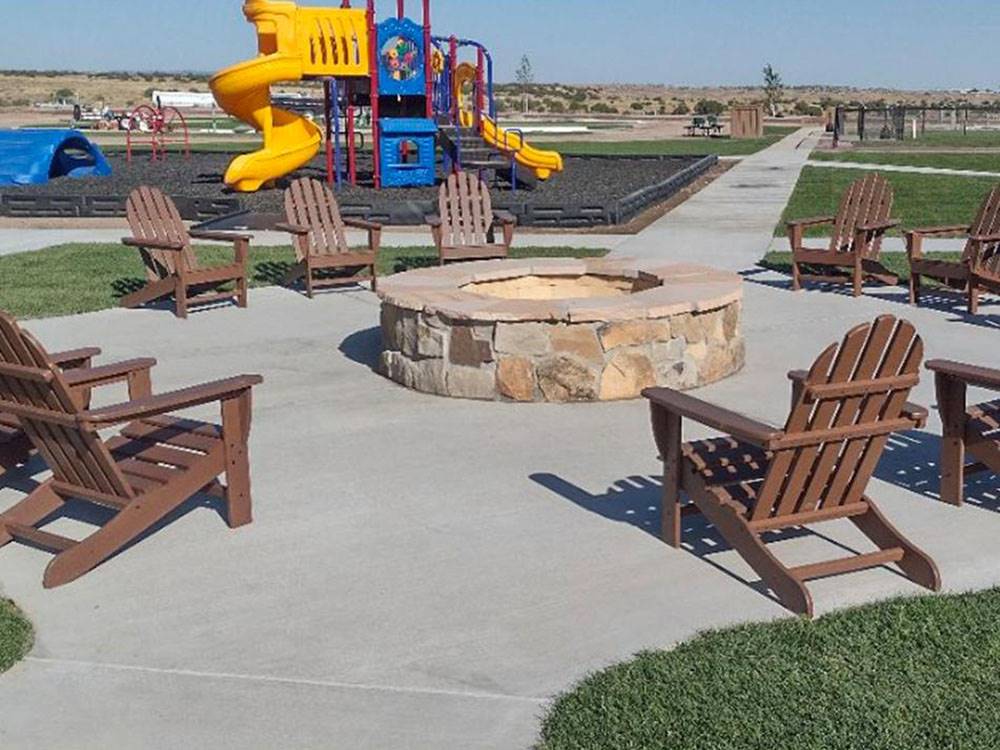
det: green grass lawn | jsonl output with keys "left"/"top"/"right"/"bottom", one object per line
{"left": 777, "top": 166, "right": 996, "bottom": 236}
{"left": 0, "top": 244, "right": 608, "bottom": 319}
{"left": 0, "top": 599, "right": 32, "bottom": 674}
{"left": 813, "top": 150, "right": 1000, "bottom": 173}
{"left": 854, "top": 130, "right": 1000, "bottom": 150}
{"left": 761, "top": 250, "right": 962, "bottom": 284}
{"left": 539, "top": 588, "right": 1000, "bottom": 750}
{"left": 546, "top": 133, "right": 789, "bottom": 158}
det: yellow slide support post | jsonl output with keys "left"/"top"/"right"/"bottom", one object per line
{"left": 454, "top": 63, "right": 563, "bottom": 181}
{"left": 210, "top": 0, "right": 369, "bottom": 192}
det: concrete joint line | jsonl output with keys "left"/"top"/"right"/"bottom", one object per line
{"left": 24, "top": 656, "right": 548, "bottom": 705}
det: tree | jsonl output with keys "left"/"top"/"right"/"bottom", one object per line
{"left": 53, "top": 87, "right": 75, "bottom": 102}
{"left": 762, "top": 63, "right": 784, "bottom": 117}
{"left": 694, "top": 98, "right": 724, "bottom": 115}
{"left": 515, "top": 55, "right": 534, "bottom": 114}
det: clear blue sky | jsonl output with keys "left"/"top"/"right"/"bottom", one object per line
{"left": 2, "top": 0, "right": 998, "bottom": 88}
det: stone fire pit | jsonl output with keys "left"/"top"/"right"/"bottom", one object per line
{"left": 377, "top": 257, "right": 744, "bottom": 402}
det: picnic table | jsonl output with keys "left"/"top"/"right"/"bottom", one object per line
{"left": 684, "top": 115, "right": 724, "bottom": 137}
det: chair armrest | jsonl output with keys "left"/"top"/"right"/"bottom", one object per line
{"left": 901, "top": 402, "right": 929, "bottom": 428}
{"left": 927, "top": 359, "right": 1000, "bottom": 391}
{"left": 63, "top": 358, "right": 157, "bottom": 389}
{"left": 274, "top": 222, "right": 311, "bottom": 236}
{"left": 82, "top": 374, "right": 263, "bottom": 426}
{"left": 425, "top": 215, "right": 442, "bottom": 227}
{"left": 50, "top": 347, "right": 102, "bottom": 367}
{"left": 786, "top": 216, "right": 835, "bottom": 229}
{"left": 969, "top": 233, "right": 1000, "bottom": 243}
{"left": 493, "top": 210, "right": 517, "bottom": 226}
{"left": 122, "top": 236, "right": 186, "bottom": 251}
{"left": 856, "top": 219, "right": 900, "bottom": 233}
{"left": 905, "top": 225, "right": 969, "bottom": 237}
{"left": 188, "top": 229, "right": 252, "bottom": 243}
{"left": 343, "top": 218, "right": 382, "bottom": 232}
{"left": 642, "top": 387, "right": 782, "bottom": 448}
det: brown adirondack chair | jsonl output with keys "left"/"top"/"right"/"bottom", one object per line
{"left": 0, "top": 312, "right": 262, "bottom": 588}
{"left": 121, "top": 186, "right": 251, "bottom": 318}
{"left": 788, "top": 173, "right": 900, "bottom": 297}
{"left": 644, "top": 315, "right": 940, "bottom": 617}
{"left": 907, "top": 184, "right": 1000, "bottom": 314}
{"left": 427, "top": 171, "right": 515, "bottom": 264}
{"left": 277, "top": 177, "right": 381, "bottom": 297}
{"left": 927, "top": 359, "right": 1000, "bottom": 506}
{"left": 0, "top": 344, "right": 156, "bottom": 476}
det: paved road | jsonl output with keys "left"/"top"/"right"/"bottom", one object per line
{"left": 0, "top": 128, "right": 998, "bottom": 749}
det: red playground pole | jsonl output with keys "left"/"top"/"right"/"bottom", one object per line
{"left": 423, "top": 0, "right": 432, "bottom": 119}
{"left": 397, "top": 0, "right": 404, "bottom": 19}
{"left": 324, "top": 79, "right": 334, "bottom": 186}
{"left": 368, "top": 0, "right": 380, "bottom": 188}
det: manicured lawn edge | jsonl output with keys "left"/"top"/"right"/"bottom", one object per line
{"left": 0, "top": 244, "right": 609, "bottom": 320}
{"left": 0, "top": 599, "right": 33, "bottom": 674}
{"left": 538, "top": 588, "right": 1000, "bottom": 750}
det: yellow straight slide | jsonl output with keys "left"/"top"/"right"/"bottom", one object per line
{"left": 479, "top": 115, "right": 564, "bottom": 181}
{"left": 210, "top": 54, "right": 321, "bottom": 193}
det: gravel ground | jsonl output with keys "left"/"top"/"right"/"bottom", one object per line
{"left": 0, "top": 151, "right": 710, "bottom": 226}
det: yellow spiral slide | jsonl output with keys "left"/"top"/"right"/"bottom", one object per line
{"left": 210, "top": 0, "right": 369, "bottom": 192}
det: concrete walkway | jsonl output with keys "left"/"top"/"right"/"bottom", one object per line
{"left": 1, "top": 128, "right": 998, "bottom": 749}
{"left": 807, "top": 158, "right": 1000, "bottom": 179}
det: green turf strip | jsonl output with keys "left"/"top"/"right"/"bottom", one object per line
{"left": 0, "top": 243, "right": 608, "bottom": 319}
{"left": 777, "top": 166, "right": 997, "bottom": 237}
{"left": 538, "top": 588, "right": 1000, "bottom": 750}
{"left": 0, "top": 599, "right": 33, "bottom": 674}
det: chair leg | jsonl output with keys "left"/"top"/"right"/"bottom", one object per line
{"left": 936, "top": 374, "right": 967, "bottom": 506}
{"left": 694, "top": 493, "right": 813, "bottom": 617}
{"left": 968, "top": 279, "right": 980, "bottom": 315}
{"left": 791, "top": 257, "right": 802, "bottom": 291}
{"left": 850, "top": 498, "right": 941, "bottom": 592}
{"left": 305, "top": 268, "right": 315, "bottom": 299}
{"left": 909, "top": 272, "right": 920, "bottom": 305}
{"left": 119, "top": 278, "right": 175, "bottom": 310}
{"left": 175, "top": 281, "right": 188, "bottom": 319}
{"left": 237, "top": 273, "right": 249, "bottom": 309}
{"left": 852, "top": 256, "right": 863, "bottom": 297}
{"left": 221, "top": 391, "right": 253, "bottom": 528}
{"left": 370, "top": 265, "right": 377, "bottom": 293}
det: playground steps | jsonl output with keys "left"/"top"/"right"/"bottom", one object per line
{"left": 438, "top": 124, "right": 511, "bottom": 173}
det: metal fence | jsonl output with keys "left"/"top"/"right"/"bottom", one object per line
{"left": 833, "top": 105, "right": 1000, "bottom": 143}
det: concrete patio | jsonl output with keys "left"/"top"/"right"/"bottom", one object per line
{"left": 0, "top": 128, "right": 998, "bottom": 749}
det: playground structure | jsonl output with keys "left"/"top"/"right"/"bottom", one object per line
{"left": 125, "top": 103, "right": 191, "bottom": 163}
{"left": 210, "top": 0, "right": 563, "bottom": 192}
{"left": 0, "top": 129, "right": 111, "bottom": 186}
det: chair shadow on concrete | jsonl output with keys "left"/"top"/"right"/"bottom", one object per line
{"left": 529, "top": 472, "right": 892, "bottom": 605}
{"left": 0, "top": 456, "right": 229, "bottom": 566}
{"left": 742, "top": 266, "right": 1000, "bottom": 331}
{"left": 339, "top": 326, "right": 383, "bottom": 370}
{"left": 878, "top": 429, "right": 999, "bottom": 509}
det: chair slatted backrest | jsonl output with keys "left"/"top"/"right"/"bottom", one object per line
{"left": 285, "top": 177, "right": 350, "bottom": 262}
{"left": 749, "top": 315, "right": 921, "bottom": 524}
{"left": 966, "top": 184, "right": 1000, "bottom": 272}
{"left": 828, "top": 173, "right": 893, "bottom": 256}
{"left": 439, "top": 171, "right": 493, "bottom": 249}
{"left": 0, "top": 313, "right": 132, "bottom": 498}
{"left": 125, "top": 187, "right": 198, "bottom": 280}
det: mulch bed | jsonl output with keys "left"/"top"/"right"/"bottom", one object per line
{"left": 0, "top": 151, "right": 715, "bottom": 228}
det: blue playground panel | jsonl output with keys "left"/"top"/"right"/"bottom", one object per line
{"left": 0, "top": 129, "right": 112, "bottom": 186}
{"left": 377, "top": 17, "right": 426, "bottom": 97}
{"left": 379, "top": 118, "right": 437, "bottom": 188}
